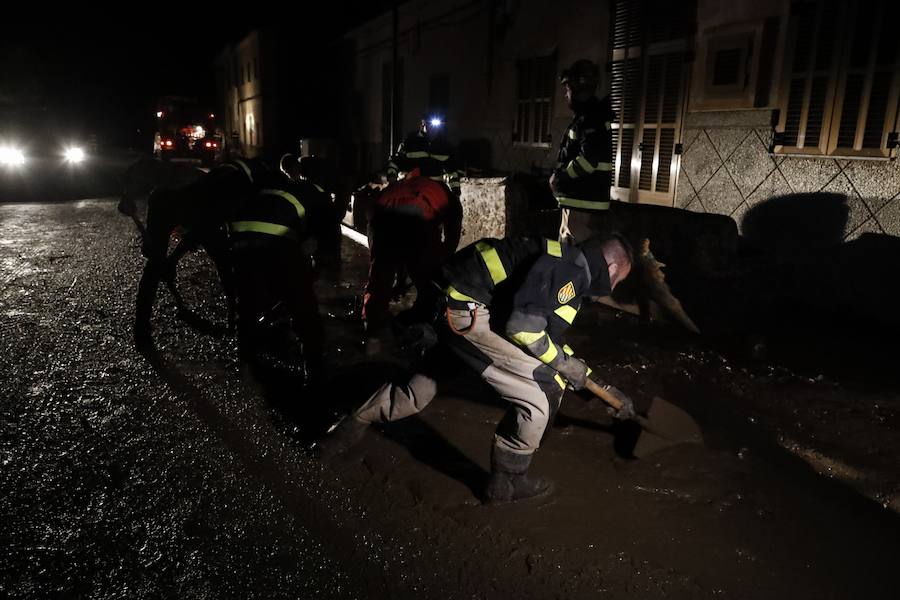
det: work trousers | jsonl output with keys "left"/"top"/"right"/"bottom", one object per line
{"left": 353, "top": 304, "right": 566, "bottom": 455}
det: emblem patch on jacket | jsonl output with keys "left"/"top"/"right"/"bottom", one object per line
{"left": 557, "top": 282, "right": 576, "bottom": 304}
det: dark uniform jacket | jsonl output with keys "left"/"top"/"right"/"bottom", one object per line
{"left": 388, "top": 132, "right": 461, "bottom": 194}
{"left": 229, "top": 170, "right": 336, "bottom": 252}
{"left": 552, "top": 95, "right": 615, "bottom": 211}
{"left": 439, "top": 237, "right": 611, "bottom": 385}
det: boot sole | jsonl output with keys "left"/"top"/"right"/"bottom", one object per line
{"left": 482, "top": 480, "right": 556, "bottom": 506}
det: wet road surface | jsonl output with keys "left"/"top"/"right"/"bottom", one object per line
{"left": 1, "top": 198, "right": 899, "bottom": 599}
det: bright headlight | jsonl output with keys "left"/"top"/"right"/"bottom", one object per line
{"left": 0, "top": 146, "right": 26, "bottom": 166}
{"left": 64, "top": 147, "right": 86, "bottom": 163}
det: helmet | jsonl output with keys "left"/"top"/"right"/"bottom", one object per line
{"left": 560, "top": 59, "right": 600, "bottom": 89}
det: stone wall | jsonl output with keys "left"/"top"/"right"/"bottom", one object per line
{"left": 458, "top": 177, "right": 529, "bottom": 247}
{"left": 676, "top": 110, "right": 900, "bottom": 239}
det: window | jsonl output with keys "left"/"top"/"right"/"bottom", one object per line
{"left": 513, "top": 54, "right": 555, "bottom": 146}
{"left": 610, "top": 0, "right": 693, "bottom": 204}
{"left": 774, "top": 0, "right": 900, "bottom": 158}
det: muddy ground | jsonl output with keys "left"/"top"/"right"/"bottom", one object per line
{"left": 1, "top": 198, "right": 899, "bottom": 599}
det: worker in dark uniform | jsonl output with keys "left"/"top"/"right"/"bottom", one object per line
{"left": 229, "top": 167, "right": 337, "bottom": 382}
{"left": 550, "top": 59, "right": 616, "bottom": 243}
{"left": 298, "top": 155, "right": 343, "bottom": 273}
{"left": 133, "top": 157, "right": 268, "bottom": 348}
{"left": 387, "top": 116, "right": 461, "bottom": 200}
{"left": 362, "top": 171, "right": 463, "bottom": 347}
{"left": 320, "top": 235, "right": 636, "bottom": 504}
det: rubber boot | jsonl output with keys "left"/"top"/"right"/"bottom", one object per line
{"left": 483, "top": 446, "right": 554, "bottom": 505}
{"left": 315, "top": 414, "right": 370, "bottom": 461}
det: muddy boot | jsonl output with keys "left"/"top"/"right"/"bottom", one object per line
{"left": 315, "top": 414, "right": 370, "bottom": 461}
{"left": 483, "top": 446, "right": 554, "bottom": 505}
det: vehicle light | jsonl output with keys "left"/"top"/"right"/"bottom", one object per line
{"left": 64, "top": 147, "right": 86, "bottom": 163}
{"left": 0, "top": 146, "right": 26, "bottom": 166}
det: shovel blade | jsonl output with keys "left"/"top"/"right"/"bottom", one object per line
{"left": 632, "top": 396, "right": 703, "bottom": 458}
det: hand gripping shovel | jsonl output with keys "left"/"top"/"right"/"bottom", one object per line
{"left": 583, "top": 378, "right": 703, "bottom": 458}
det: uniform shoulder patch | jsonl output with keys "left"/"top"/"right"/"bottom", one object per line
{"left": 557, "top": 281, "right": 576, "bottom": 304}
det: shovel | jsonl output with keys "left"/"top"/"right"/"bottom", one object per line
{"left": 583, "top": 378, "right": 703, "bottom": 458}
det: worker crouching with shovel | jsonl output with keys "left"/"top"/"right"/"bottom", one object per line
{"left": 318, "top": 234, "right": 640, "bottom": 504}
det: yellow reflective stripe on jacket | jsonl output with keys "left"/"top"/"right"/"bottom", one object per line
{"left": 538, "top": 342, "right": 559, "bottom": 364}
{"left": 229, "top": 221, "right": 295, "bottom": 238}
{"left": 566, "top": 162, "right": 579, "bottom": 178}
{"left": 576, "top": 155, "right": 596, "bottom": 173}
{"left": 475, "top": 241, "right": 507, "bottom": 284}
{"left": 546, "top": 239, "right": 562, "bottom": 257}
{"left": 405, "top": 150, "right": 430, "bottom": 159}
{"left": 562, "top": 344, "right": 574, "bottom": 356}
{"left": 554, "top": 373, "right": 566, "bottom": 389}
{"left": 557, "top": 197, "right": 611, "bottom": 211}
{"left": 511, "top": 330, "right": 546, "bottom": 346}
{"left": 567, "top": 128, "right": 576, "bottom": 140}
{"left": 446, "top": 285, "right": 476, "bottom": 302}
{"left": 261, "top": 189, "right": 305, "bottom": 219}
{"left": 431, "top": 153, "right": 450, "bottom": 161}
{"left": 313, "top": 183, "right": 325, "bottom": 193}
{"left": 555, "top": 305, "right": 578, "bottom": 324}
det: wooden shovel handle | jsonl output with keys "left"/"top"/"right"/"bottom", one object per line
{"left": 584, "top": 378, "right": 624, "bottom": 411}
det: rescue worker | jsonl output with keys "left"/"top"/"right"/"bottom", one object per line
{"left": 320, "top": 234, "right": 637, "bottom": 504}
{"left": 550, "top": 59, "right": 616, "bottom": 243}
{"left": 298, "top": 154, "right": 343, "bottom": 272}
{"left": 133, "top": 156, "right": 268, "bottom": 348}
{"left": 362, "top": 170, "right": 463, "bottom": 346}
{"left": 229, "top": 165, "right": 337, "bottom": 382}
{"left": 387, "top": 116, "right": 461, "bottom": 198}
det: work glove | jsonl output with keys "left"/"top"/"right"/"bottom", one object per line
{"left": 603, "top": 384, "right": 637, "bottom": 421}
{"left": 557, "top": 356, "right": 589, "bottom": 391}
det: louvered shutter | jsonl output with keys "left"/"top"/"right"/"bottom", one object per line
{"left": 610, "top": 0, "right": 692, "bottom": 205}
{"left": 776, "top": 0, "right": 900, "bottom": 158}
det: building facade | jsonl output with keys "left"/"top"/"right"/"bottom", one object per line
{"left": 338, "top": 0, "right": 900, "bottom": 239}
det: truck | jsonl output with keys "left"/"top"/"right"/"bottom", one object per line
{"left": 153, "top": 96, "right": 221, "bottom": 166}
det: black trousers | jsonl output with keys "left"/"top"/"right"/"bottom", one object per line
{"left": 231, "top": 238, "right": 323, "bottom": 370}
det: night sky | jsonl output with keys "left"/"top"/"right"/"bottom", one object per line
{"left": 2, "top": 3, "right": 392, "bottom": 147}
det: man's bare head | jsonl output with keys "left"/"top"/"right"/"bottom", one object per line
{"left": 599, "top": 236, "right": 633, "bottom": 290}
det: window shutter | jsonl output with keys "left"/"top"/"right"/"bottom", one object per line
{"left": 777, "top": 0, "right": 899, "bottom": 158}
{"left": 611, "top": 0, "right": 691, "bottom": 204}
